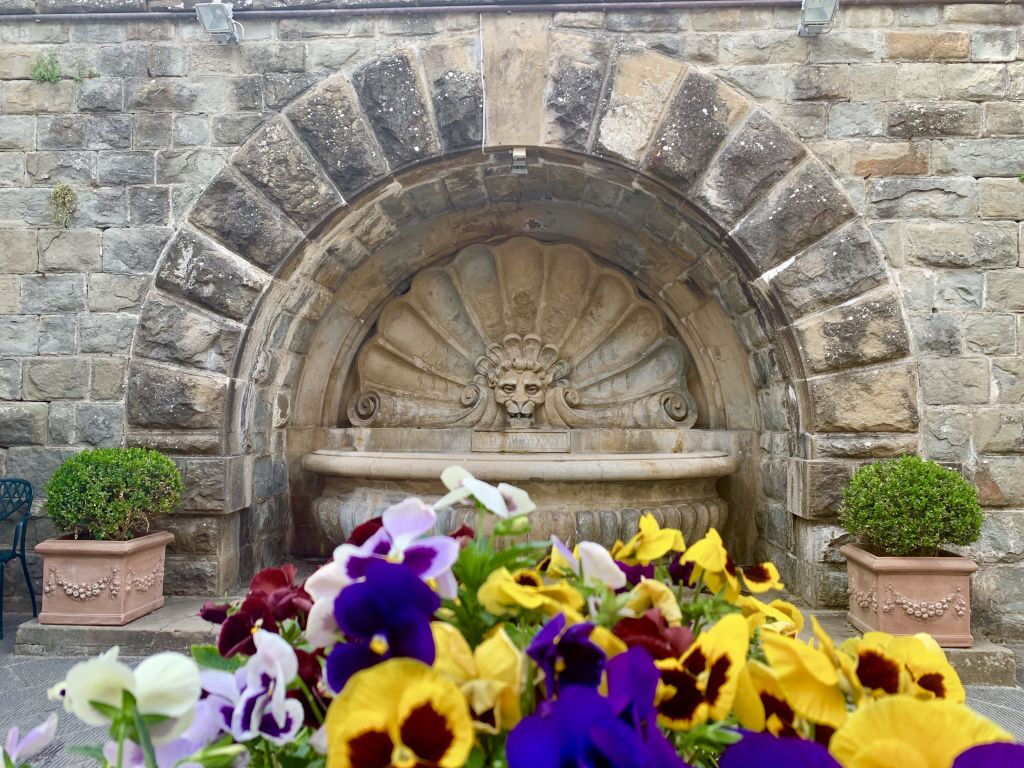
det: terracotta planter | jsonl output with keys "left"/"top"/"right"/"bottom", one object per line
{"left": 841, "top": 543, "right": 977, "bottom": 648}
{"left": 35, "top": 531, "right": 174, "bottom": 626}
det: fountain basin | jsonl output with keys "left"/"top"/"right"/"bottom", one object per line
{"left": 302, "top": 449, "right": 738, "bottom": 548}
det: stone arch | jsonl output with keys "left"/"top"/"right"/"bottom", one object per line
{"left": 125, "top": 20, "right": 917, "bottom": 601}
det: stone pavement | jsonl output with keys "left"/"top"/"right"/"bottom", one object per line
{"left": 2, "top": 610, "right": 1024, "bottom": 768}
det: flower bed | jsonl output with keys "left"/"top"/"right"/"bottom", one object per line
{"left": 8, "top": 466, "right": 1022, "bottom": 768}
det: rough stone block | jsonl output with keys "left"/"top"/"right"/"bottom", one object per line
{"left": 887, "top": 103, "right": 982, "bottom": 138}
{"left": 986, "top": 271, "right": 1024, "bottom": 311}
{"left": 79, "top": 313, "right": 136, "bottom": 354}
{"left": 127, "top": 185, "right": 170, "bottom": 225}
{"left": 20, "top": 273, "right": 85, "bottom": 313}
{"left": 126, "top": 361, "right": 226, "bottom": 430}
{"left": 77, "top": 78, "right": 122, "bottom": 113}
{"left": 976, "top": 408, "right": 1024, "bottom": 454}
{"left": 827, "top": 102, "right": 886, "bottom": 138}
{"left": 885, "top": 31, "right": 970, "bottom": 61}
{"left": 154, "top": 148, "right": 226, "bottom": 186}
{"left": 133, "top": 113, "right": 171, "bottom": 149}
{"left": 1, "top": 229, "right": 37, "bottom": 272}
{"left": 976, "top": 457, "right": 1024, "bottom": 506}
{"left": 693, "top": 109, "right": 804, "bottom": 227}
{"left": 538, "top": 33, "right": 606, "bottom": 151}
{"left": 5, "top": 447, "right": 77, "bottom": 496}
{"left": 415, "top": 39, "right": 481, "bottom": 154}
{"left": 594, "top": 48, "right": 683, "bottom": 163}
{"left": 984, "top": 102, "right": 1024, "bottom": 136}
{"left": 972, "top": 30, "right": 1018, "bottom": 63}
{"left": 933, "top": 140, "right": 1024, "bottom": 176}
{"left": 85, "top": 115, "right": 131, "bottom": 150}
{"left": 940, "top": 64, "right": 1008, "bottom": 101}
{"left": 38, "top": 314, "right": 76, "bottom": 355}
{"left": 944, "top": 4, "right": 1022, "bottom": 24}
{"left": 24, "top": 151, "right": 94, "bottom": 186}
{"left": 979, "top": 178, "right": 1024, "bottom": 219}
{"left": 966, "top": 314, "right": 1016, "bottom": 355}
{"left": 909, "top": 314, "right": 962, "bottom": 356}
{"left": 849, "top": 63, "right": 898, "bottom": 101}
{"left": 234, "top": 119, "right": 344, "bottom": 230}
{"left": 0, "top": 403, "right": 47, "bottom": 445}
{"left": 36, "top": 115, "right": 85, "bottom": 150}
{"left": 993, "top": 358, "right": 1024, "bottom": 404}
{"left": 0, "top": 358, "right": 18, "bottom": 399}
{"left": 146, "top": 44, "right": 187, "bottom": 77}
{"left": 919, "top": 357, "right": 990, "bottom": 405}
{"left": 789, "top": 459, "right": 854, "bottom": 520}
{"left": 101, "top": 227, "right": 172, "bottom": 274}
{"left": 732, "top": 160, "right": 855, "bottom": 273}
{"left": 0, "top": 116, "right": 35, "bottom": 151}
{"left": 2, "top": 81, "right": 76, "bottom": 114}
{"left": 789, "top": 64, "right": 849, "bottom": 101}
{"left": 795, "top": 291, "right": 910, "bottom": 374}
{"left": 262, "top": 72, "right": 319, "bottom": 110}
{"left": 47, "top": 401, "right": 73, "bottom": 444}
{"left": 808, "top": 363, "right": 919, "bottom": 432}
{"left": 720, "top": 31, "right": 808, "bottom": 64}
{"left": 210, "top": 113, "right": 264, "bottom": 146}
{"left": 90, "top": 355, "right": 126, "bottom": 400}
{"left": 173, "top": 115, "right": 209, "bottom": 147}
{"left": 86, "top": 273, "right": 147, "bottom": 313}
{"left": 867, "top": 177, "right": 976, "bottom": 218}
{"left": 135, "top": 295, "right": 241, "bottom": 375}
{"left": 904, "top": 221, "right": 1018, "bottom": 268}
{"left": 75, "top": 402, "right": 123, "bottom": 447}
{"left": 37, "top": 228, "right": 101, "bottom": 272}
{"left": 351, "top": 54, "right": 439, "bottom": 170}
{"left": 935, "top": 271, "right": 984, "bottom": 310}
{"left": 157, "top": 227, "right": 268, "bottom": 322}
{"left": 188, "top": 169, "right": 303, "bottom": 274}
{"left": 240, "top": 42, "right": 305, "bottom": 74}
{"left": 850, "top": 141, "right": 927, "bottom": 177}
{"left": 922, "top": 407, "right": 972, "bottom": 461}
{"left": 0, "top": 315, "right": 37, "bottom": 355}
{"left": 770, "top": 222, "right": 888, "bottom": 319}
{"left": 22, "top": 357, "right": 88, "bottom": 400}
{"left": 648, "top": 70, "right": 747, "bottom": 187}
{"left": 479, "top": 14, "right": 549, "bottom": 148}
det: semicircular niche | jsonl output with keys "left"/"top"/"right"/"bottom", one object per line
{"left": 346, "top": 236, "right": 699, "bottom": 432}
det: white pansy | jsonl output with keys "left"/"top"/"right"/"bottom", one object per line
{"left": 436, "top": 465, "right": 535, "bottom": 518}
{"left": 577, "top": 541, "right": 627, "bottom": 590}
{"left": 49, "top": 647, "right": 134, "bottom": 727}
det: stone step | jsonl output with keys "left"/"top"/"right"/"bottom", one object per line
{"left": 14, "top": 596, "right": 217, "bottom": 657}
{"left": 809, "top": 609, "right": 1018, "bottom": 687}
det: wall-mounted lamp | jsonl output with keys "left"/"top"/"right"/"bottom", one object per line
{"left": 798, "top": 0, "right": 839, "bottom": 36}
{"left": 195, "top": 2, "right": 243, "bottom": 44}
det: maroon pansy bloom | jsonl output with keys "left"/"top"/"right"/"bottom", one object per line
{"left": 216, "top": 595, "right": 278, "bottom": 658}
{"left": 613, "top": 608, "right": 694, "bottom": 660}
{"left": 347, "top": 516, "right": 385, "bottom": 546}
{"left": 248, "top": 564, "right": 313, "bottom": 624}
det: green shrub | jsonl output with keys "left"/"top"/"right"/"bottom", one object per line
{"left": 30, "top": 52, "right": 61, "bottom": 84}
{"left": 839, "top": 455, "right": 982, "bottom": 557}
{"left": 45, "top": 447, "right": 184, "bottom": 541}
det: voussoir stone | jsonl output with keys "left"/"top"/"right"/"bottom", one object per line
{"left": 809, "top": 362, "right": 920, "bottom": 432}
{"left": 732, "top": 160, "right": 855, "bottom": 273}
{"left": 693, "top": 108, "right": 805, "bottom": 226}
{"left": 351, "top": 55, "right": 440, "bottom": 169}
{"left": 126, "top": 361, "right": 226, "bottom": 430}
{"left": 135, "top": 295, "right": 241, "bottom": 375}
{"left": 189, "top": 169, "right": 303, "bottom": 274}
{"left": 543, "top": 33, "right": 609, "bottom": 151}
{"left": 157, "top": 228, "right": 269, "bottom": 322}
{"left": 420, "top": 39, "right": 483, "bottom": 153}
{"left": 795, "top": 291, "right": 910, "bottom": 374}
{"left": 648, "top": 70, "right": 747, "bottom": 188}
{"left": 233, "top": 119, "right": 343, "bottom": 232}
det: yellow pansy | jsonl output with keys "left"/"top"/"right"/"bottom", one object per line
{"left": 612, "top": 514, "right": 685, "bottom": 566}
{"left": 626, "top": 578, "right": 683, "bottom": 626}
{"left": 679, "top": 529, "right": 785, "bottom": 600}
{"left": 842, "top": 631, "right": 965, "bottom": 704}
{"left": 477, "top": 567, "right": 584, "bottom": 620}
{"left": 325, "top": 658, "right": 474, "bottom": 768}
{"left": 830, "top": 695, "right": 1012, "bottom": 768}
{"left": 811, "top": 616, "right": 863, "bottom": 704}
{"left": 735, "top": 595, "right": 805, "bottom": 637}
{"left": 761, "top": 628, "right": 848, "bottom": 730}
{"left": 590, "top": 625, "right": 627, "bottom": 659}
{"left": 431, "top": 622, "right": 523, "bottom": 733}
{"left": 655, "top": 613, "right": 748, "bottom": 729}
{"left": 733, "top": 660, "right": 802, "bottom": 738}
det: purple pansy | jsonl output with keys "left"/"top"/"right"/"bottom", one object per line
{"left": 527, "top": 614, "right": 606, "bottom": 697}
{"left": 616, "top": 560, "right": 655, "bottom": 587}
{"left": 102, "top": 699, "right": 224, "bottom": 768}
{"left": 953, "top": 742, "right": 1024, "bottom": 767}
{"left": 4, "top": 714, "right": 57, "bottom": 765}
{"left": 719, "top": 731, "right": 840, "bottom": 768}
{"left": 324, "top": 559, "right": 439, "bottom": 693}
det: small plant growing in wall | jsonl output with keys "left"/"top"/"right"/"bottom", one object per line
{"left": 30, "top": 52, "right": 61, "bottom": 84}
{"left": 45, "top": 447, "right": 184, "bottom": 541}
{"left": 840, "top": 455, "right": 982, "bottom": 557}
{"left": 71, "top": 61, "right": 98, "bottom": 83}
{"left": 49, "top": 183, "right": 76, "bottom": 227}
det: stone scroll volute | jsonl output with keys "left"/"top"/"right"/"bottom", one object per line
{"left": 347, "top": 237, "right": 698, "bottom": 431}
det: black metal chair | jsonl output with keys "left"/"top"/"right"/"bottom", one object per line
{"left": 0, "top": 478, "right": 38, "bottom": 639}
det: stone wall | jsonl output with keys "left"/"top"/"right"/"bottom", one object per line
{"left": 1, "top": 2, "right": 1024, "bottom": 637}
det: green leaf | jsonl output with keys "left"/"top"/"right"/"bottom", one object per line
{"left": 125, "top": 690, "right": 158, "bottom": 768}
{"left": 67, "top": 745, "right": 108, "bottom": 761}
{"left": 4, "top": 750, "right": 16, "bottom": 768}
{"left": 191, "top": 644, "right": 243, "bottom": 671}
{"left": 87, "top": 699, "right": 123, "bottom": 720}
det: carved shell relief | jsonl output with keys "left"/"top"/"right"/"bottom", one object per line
{"left": 347, "top": 238, "right": 698, "bottom": 430}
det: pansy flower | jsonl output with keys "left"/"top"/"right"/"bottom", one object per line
{"left": 527, "top": 614, "right": 606, "bottom": 697}
{"left": 549, "top": 536, "right": 627, "bottom": 591}
{"left": 626, "top": 578, "right": 684, "bottom": 626}
{"left": 3, "top": 714, "right": 57, "bottom": 766}
{"left": 325, "top": 559, "right": 440, "bottom": 693}
{"left": 614, "top": 608, "right": 694, "bottom": 660}
{"left": 733, "top": 660, "right": 801, "bottom": 738}
{"left": 477, "top": 567, "right": 584, "bottom": 620}
{"left": 617, "top": 560, "right": 655, "bottom": 587}
{"left": 829, "top": 695, "right": 1012, "bottom": 768}
{"left": 954, "top": 743, "right": 1024, "bottom": 767}
{"left": 216, "top": 595, "right": 279, "bottom": 658}
{"left": 248, "top": 563, "right": 313, "bottom": 623}
{"left": 436, "top": 465, "right": 536, "bottom": 518}
{"left": 735, "top": 595, "right": 805, "bottom": 637}
{"left": 678, "top": 529, "right": 783, "bottom": 599}
{"left": 431, "top": 622, "right": 523, "bottom": 733}
{"left": 842, "top": 631, "right": 965, "bottom": 703}
{"left": 720, "top": 730, "right": 840, "bottom": 768}
{"left": 761, "top": 628, "right": 848, "bottom": 730}
{"left": 612, "top": 514, "right": 685, "bottom": 566}
{"left": 324, "top": 658, "right": 473, "bottom": 768}
{"left": 655, "top": 613, "right": 749, "bottom": 730}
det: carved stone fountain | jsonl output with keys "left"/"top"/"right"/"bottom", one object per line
{"left": 301, "top": 238, "right": 739, "bottom": 546}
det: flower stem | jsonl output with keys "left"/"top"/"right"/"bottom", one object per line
{"left": 296, "top": 677, "right": 325, "bottom": 725}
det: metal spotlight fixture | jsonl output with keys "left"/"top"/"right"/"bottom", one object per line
{"left": 798, "top": 0, "right": 839, "bottom": 36}
{"left": 511, "top": 147, "right": 528, "bottom": 175}
{"left": 195, "top": 2, "right": 243, "bottom": 45}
